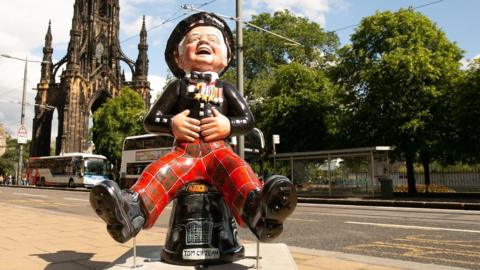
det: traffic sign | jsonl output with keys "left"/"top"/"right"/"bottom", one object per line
{"left": 17, "top": 125, "right": 28, "bottom": 144}
{"left": 273, "top": 134, "right": 280, "bottom": 144}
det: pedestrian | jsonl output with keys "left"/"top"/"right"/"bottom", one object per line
{"left": 5, "top": 174, "right": 11, "bottom": 186}
{"left": 90, "top": 12, "right": 297, "bottom": 244}
{"left": 21, "top": 174, "right": 27, "bottom": 186}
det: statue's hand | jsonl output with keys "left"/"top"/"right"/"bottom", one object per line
{"left": 201, "top": 108, "right": 231, "bottom": 142}
{"left": 171, "top": 110, "right": 201, "bottom": 142}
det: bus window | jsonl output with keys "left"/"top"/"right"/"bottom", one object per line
{"left": 85, "top": 159, "right": 107, "bottom": 176}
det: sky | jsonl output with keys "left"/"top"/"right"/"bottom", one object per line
{"left": 0, "top": 0, "right": 478, "bottom": 139}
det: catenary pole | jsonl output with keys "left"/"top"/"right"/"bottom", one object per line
{"left": 236, "top": 0, "right": 245, "bottom": 159}
{"left": 17, "top": 57, "right": 28, "bottom": 185}
{"left": 1, "top": 54, "right": 47, "bottom": 185}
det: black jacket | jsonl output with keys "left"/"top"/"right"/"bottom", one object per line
{"left": 144, "top": 78, "right": 254, "bottom": 138}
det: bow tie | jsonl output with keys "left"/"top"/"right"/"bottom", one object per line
{"left": 187, "top": 72, "right": 216, "bottom": 83}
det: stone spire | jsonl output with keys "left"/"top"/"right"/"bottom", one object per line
{"left": 40, "top": 20, "right": 53, "bottom": 82}
{"left": 66, "top": 0, "right": 81, "bottom": 71}
{"left": 134, "top": 15, "right": 149, "bottom": 80}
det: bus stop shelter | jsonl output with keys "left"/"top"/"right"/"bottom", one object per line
{"left": 271, "top": 146, "right": 395, "bottom": 197}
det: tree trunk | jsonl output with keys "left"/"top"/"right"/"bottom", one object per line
{"left": 420, "top": 151, "right": 430, "bottom": 193}
{"left": 405, "top": 151, "right": 417, "bottom": 194}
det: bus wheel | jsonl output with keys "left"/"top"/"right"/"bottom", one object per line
{"left": 68, "top": 179, "right": 75, "bottom": 188}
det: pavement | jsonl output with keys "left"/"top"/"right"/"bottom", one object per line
{"left": 0, "top": 195, "right": 474, "bottom": 270}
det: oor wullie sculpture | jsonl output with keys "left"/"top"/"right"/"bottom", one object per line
{"left": 90, "top": 12, "right": 297, "bottom": 245}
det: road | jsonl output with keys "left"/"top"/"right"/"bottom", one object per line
{"left": 1, "top": 186, "right": 479, "bottom": 269}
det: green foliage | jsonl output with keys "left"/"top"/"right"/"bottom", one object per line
{"left": 455, "top": 59, "right": 480, "bottom": 162}
{"left": 332, "top": 9, "right": 463, "bottom": 192}
{"left": 254, "top": 63, "right": 339, "bottom": 152}
{"left": 92, "top": 87, "right": 147, "bottom": 171}
{"left": 232, "top": 10, "right": 340, "bottom": 100}
{"left": 243, "top": 10, "right": 338, "bottom": 78}
{"left": 0, "top": 135, "right": 30, "bottom": 176}
{"left": 227, "top": 11, "right": 340, "bottom": 154}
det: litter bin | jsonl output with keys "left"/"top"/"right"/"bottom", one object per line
{"left": 378, "top": 178, "right": 393, "bottom": 197}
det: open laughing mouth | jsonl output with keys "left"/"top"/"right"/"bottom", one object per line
{"left": 196, "top": 45, "right": 212, "bottom": 56}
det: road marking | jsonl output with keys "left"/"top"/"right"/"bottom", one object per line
{"left": 289, "top": 218, "right": 321, "bottom": 223}
{"left": 13, "top": 192, "right": 48, "bottom": 198}
{"left": 344, "top": 242, "right": 480, "bottom": 267}
{"left": 64, "top": 197, "right": 89, "bottom": 202}
{"left": 299, "top": 203, "right": 480, "bottom": 215}
{"left": 345, "top": 221, "right": 480, "bottom": 234}
{"left": 396, "top": 235, "right": 480, "bottom": 248}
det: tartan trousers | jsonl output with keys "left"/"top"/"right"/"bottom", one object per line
{"left": 131, "top": 139, "right": 262, "bottom": 229}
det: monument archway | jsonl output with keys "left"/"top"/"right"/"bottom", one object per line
{"left": 87, "top": 89, "right": 111, "bottom": 152}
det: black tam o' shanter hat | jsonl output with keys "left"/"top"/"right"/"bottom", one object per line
{"left": 165, "top": 12, "right": 234, "bottom": 78}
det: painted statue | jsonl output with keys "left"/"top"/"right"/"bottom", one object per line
{"left": 90, "top": 12, "right": 297, "bottom": 244}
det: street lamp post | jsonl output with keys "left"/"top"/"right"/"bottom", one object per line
{"left": 1, "top": 54, "right": 47, "bottom": 185}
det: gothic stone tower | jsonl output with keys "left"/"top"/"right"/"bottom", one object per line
{"left": 31, "top": 0, "right": 150, "bottom": 156}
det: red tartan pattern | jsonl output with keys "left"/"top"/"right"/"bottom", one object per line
{"left": 131, "top": 140, "right": 262, "bottom": 228}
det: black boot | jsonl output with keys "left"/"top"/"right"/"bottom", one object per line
{"left": 243, "top": 175, "right": 297, "bottom": 242}
{"left": 89, "top": 180, "right": 146, "bottom": 243}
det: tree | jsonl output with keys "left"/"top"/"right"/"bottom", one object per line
{"left": 225, "top": 10, "right": 339, "bottom": 95}
{"left": 92, "top": 87, "right": 147, "bottom": 178}
{"left": 0, "top": 135, "right": 30, "bottom": 177}
{"left": 254, "top": 63, "right": 338, "bottom": 152}
{"left": 224, "top": 10, "right": 340, "bottom": 153}
{"left": 455, "top": 59, "right": 480, "bottom": 162}
{"left": 332, "top": 9, "right": 463, "bottom": 193}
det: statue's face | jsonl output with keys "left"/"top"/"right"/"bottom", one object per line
{"left": 176, "top": 26, "right": 228, "bottom": 74}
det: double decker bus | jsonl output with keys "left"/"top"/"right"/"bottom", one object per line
{"left": 27, "top": 153, "right": 110, "bottom": 188}
{"left": 119, "top": 133, "right": 174, "bottom": 188}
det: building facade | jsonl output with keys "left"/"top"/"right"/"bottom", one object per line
{"left": 31, "top": 0, "right": 150, "bottom": 157}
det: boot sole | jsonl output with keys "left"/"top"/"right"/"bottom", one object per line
{"left": 255, "top": 220, "right": 283, "bottom": 242}
{"left": 90, "top": 183, "right": 134, "bottom": 243}
{"left": 263, "top": 176, "right": 297, "bottom": 223}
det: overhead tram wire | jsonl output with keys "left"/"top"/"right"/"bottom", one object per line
{"left": 120, "top": 0, "right": 219, "bottom": 44}
{"left": 0, "top": 100, "right": 54, "bottom": 112}
{"left": 0, "top": 87, "right": 23, "bottom": 97}
{"left": 330, "top": 0, "right": 447, "bottom": 33}
{"left": 120, "top": 8, "right": 186, "bottom": 44}
{"left": 181, "top": 5, "right": 301, "bottom": 46}
{"left": 412, "top": 0, "right": 446, "bottom": 9}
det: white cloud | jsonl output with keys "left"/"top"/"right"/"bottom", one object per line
{"left": 248, "top": 0, "right": 348, "bottom": 26}
{"left": 0, "top": 0, "right": 73, "bottom": 138}
{"left": 243, "top": 9, "right": 259, "bottom": 20}
{"left": 460, "top": 58, "right": 470, "bottom": 70}
{"left": 148, "top": 74, "right": 167, "bottom": 104}
{"left": 0, "top": 58, "right": 40, "bottom": 138}
{"left": 460, "top": 54, "right": 480, "bottom": 70}
{"left": 123, "top": 71, "right": 166, "bottom": 106}
{"left": 0, "top": 1, "right": 73, "bottom": 49}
